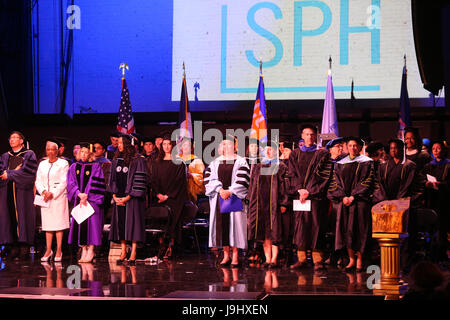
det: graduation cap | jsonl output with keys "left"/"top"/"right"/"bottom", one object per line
{"left": 45, "top": 137, "right": 62, "bottom": 149}
{"left": 79, "top": 142, "right": 94, "bottom": 153}
{"left": 344, "top": 136, "right": 364, "bottom": 147}
{"left": 130, "top": 132, "right": 143, "bottom": 147}
{"left": 365, "top": 142, "right": 385, "bottom": 157}
{"left": 110, "top": 131, "right": 120, "bottom": 138}
{"left": 142, "top": 136, "right": 155, "bottom": 144}
{"left": 53, "top": 136, "right": 68, "bottom": 147}
{"left": 325, "top": 137, "right": 344, "bottom": 150}
{"left": 300, "top": 124, "right": 318, "bottom": 134}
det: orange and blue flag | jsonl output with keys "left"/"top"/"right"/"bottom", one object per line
{"left": 250, "top": 74, "right": 268, "bottom": 144}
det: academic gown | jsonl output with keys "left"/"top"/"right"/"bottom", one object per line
{"left": 288, "top": 148, "right": 329, "bottom": 250}
{"left": 150, "top": 158, "right": 188, "bottom": 242}
{"left": 67, "top": 161, "right": 106, "bottom": 246}
{"left": 108, "top": 156, "right": 147, "bottom": 242}
{"left": 373, "top": 159, "right": 417, "bottom": 203}
{"left": 327, "top": 155, "right": 375, "bottom": 253}
{"left": 204, "top": 155, "right": 250, "bottom": 250}
{"left": 247, "top": 161, "right": 289, "bottom": 243}
{"left": 423, "top": 158, "right": 450, "bottom": 256}
{"left": 0, "top": 148, "right": 38, "bottom": 244}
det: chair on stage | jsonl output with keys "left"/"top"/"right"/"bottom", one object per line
{"left": 415, "top": 208, "right": 438, "bottom": 260}
{"left": 181, "top": 200, "right": 207, "bottom": 255}
{"left": 145, "top": 205, "right": 172, "bottom": 259}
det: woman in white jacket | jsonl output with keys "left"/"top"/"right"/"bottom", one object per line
{"left": 35, "top": 139, "right": 70, "bottom": 262}
{"left": 204, "top": 137, "right": 250, "bottom": 267}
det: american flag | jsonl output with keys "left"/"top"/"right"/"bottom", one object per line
{"left": 117, "top": 78, "right": 135, "bottom": 134}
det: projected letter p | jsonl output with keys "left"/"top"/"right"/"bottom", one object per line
{"left": 293, "top": 1, "right": 332, "bottom": 66}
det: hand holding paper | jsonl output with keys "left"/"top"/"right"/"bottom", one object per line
{"left": 34, "top": 195, "right": 50, "bottom": 208}
{"left": 71, "top": 201, "right": 95, "bottom": 224}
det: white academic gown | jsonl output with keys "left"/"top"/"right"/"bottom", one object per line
{"left": 35, "top": 158, "right": 70, "bottom": 231}
{"left": 204, "top": 155, "right": 250, "bottom": 250}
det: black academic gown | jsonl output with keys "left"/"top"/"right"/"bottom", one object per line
{"left": 423, "top": 159, "right": 450, "bottom": 258}
{"left": 151, "top": 159, "right": 188, "bottom": 243}
{"left": 247, "top": 161, "right": 289, "bottom": 243}
{"left": 373, "top": 158, "right": 417, "bottom": 203}
{"left": 288, "top": 148, "right": 329, "bottom": 250}
{"left": 0, "top": 148, "right": 38, "bottom": 244}
{"left": 327, "top": 155, "right": 375, "bottom": 253}
{"left": 108, "top": 156, "right": 147, "bottom": 242}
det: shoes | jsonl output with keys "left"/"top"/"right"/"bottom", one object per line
{"left": 219, "top": 259, "right": 231, "bottom": 267}
{"left": 231, "top": 262, "right": 241, "bottom": 268}
{"left": 163, "top": 246, "right": 173, "bottom": 260}
{"left": 54, "top": 253, "right": 63, "bottom": 262}
{"left": 356, "top": 267, "right": 364, "bottom": 273}
{"left": 344, "top": 265, "right": 356, "bottom": 272}
{"left": 116, "top": 258, "right": 126, "bottom": 265}
{"left": 127, "top": 259, "right": 136, "bottom": 266}
{"left": 41, "top": 251, "right": 53, "bottom": 262}
{"left": 290, "top": 261, "right": 307, "bottom": 269}
{"left": 269, "top": 263, "right": 279, "bottom": 269}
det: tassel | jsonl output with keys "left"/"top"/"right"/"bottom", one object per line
{"left": 26, "top": 141, "right": 29, "bottom": 150}
{"left": 90, "top": 144, "right": 93, "bottom": 153}
{"left": 131, "top": 136, "right": 135, "bottom": 146}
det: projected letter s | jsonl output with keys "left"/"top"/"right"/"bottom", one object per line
{"left": 67, "top": 5, "right": 81, "bottom": 30}
{"left": 245, "top": 2, "right": 283, "bottom": 68}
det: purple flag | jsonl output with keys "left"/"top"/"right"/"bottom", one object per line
{"left": 321, "top": 71, "right": 339, "bottom": 136}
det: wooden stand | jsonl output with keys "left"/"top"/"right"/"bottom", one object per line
{"left": 371, "top": 200, "right": 410, "bottom": 300}
{"left": 372, "top": 233, "right": 408, "bottom": 300}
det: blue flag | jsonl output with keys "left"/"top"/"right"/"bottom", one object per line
{"left": 321, "top": 70, "right": 339, "bottom": 137}
{"left": 398, "top": 65, "right": 411, "bottom": 139}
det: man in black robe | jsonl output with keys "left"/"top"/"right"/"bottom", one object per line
{"left": 0, "top": 131, "right": 37, "bottom": 259}
{"left": 309, "top": 138, "right": 345, "bottom": 266}
{"left": 373, "top": 139, "right": 418, "bottom": 204}
{"left": 288, "top": 125, "right": 329, "bottom": 270}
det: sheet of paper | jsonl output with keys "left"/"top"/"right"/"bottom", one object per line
{"left": 71, "top": 202, "right": 95, "bottom": 224}
{"left": 293, "top": 199, "right": 311, "bottom": 212}
{"left": 34, "top": 195, "right": 50, "bottom": 208}
{"left": 426, "top": 174, "right": 439, "bottom": 190}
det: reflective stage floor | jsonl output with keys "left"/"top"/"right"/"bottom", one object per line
{"left": 0, "top": 251, "right": 387, "bottom": 301}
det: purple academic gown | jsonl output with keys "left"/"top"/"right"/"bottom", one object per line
{"left": 67, "top": 161, "right": 105, "bottom": 246}
{"left": 0, "top": 149, "right": 38, "bottom": 244}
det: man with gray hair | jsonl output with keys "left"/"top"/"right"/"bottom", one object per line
{"left": 0, "top": 131, "right": 38, "bottom": 260}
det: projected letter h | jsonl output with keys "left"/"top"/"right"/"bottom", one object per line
{"left": 340, "top": 0, "right": 380, "bottom": 65}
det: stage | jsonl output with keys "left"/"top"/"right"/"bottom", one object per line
{"left": 0, "top": 251, "right": 389, "bottom": 301}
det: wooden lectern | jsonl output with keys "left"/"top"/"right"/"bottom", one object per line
{"left": 371, "top": 199, "right": 410, "bottom": 299}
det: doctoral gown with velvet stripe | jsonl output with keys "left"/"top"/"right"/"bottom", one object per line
{"left": 67, "top": 161, "right": 105, "bottom": 246}
{"left": 108, "top": 156, "right": 147, "bottom": 242}
{"left": 204, "top": 155, "right": 250, "bottom": 250}
{"left": 327, "top": 155, "right": 375, "bottom": 253}
{"left": 247, "top": 161, "right": 289, "bottom": 243}
{"left": 0, "top": 148, "right": 38, "bottom": 244}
